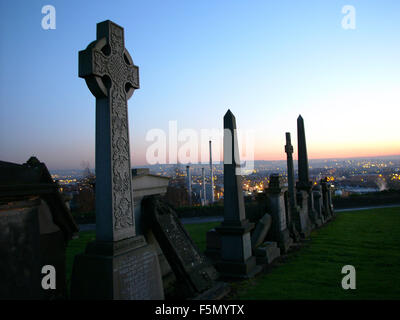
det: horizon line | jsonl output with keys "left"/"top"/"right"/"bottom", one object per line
{"left": 48, "top": 154, "right": 400, "bottom": 172}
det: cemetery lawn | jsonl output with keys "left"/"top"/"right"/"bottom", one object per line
{"left": 66, "top": 207, "right": 400, "bottom": 299}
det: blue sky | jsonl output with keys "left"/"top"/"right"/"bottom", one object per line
{"left": 1, "top": 0, "right": 399, "bottom": 169}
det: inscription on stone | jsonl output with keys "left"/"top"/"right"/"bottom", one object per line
{"left": 117, "top": 249, "right": 160, "bottom": 300}
{"left": 159, "top": 214, "right": 203, "bottom": 268}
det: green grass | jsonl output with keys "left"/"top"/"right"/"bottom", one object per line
{"left": 235, "top": 207, "right": 400, "bottom": 300}
{"left": 66, "top": 207, "right": 400, "bottom": 299}
{"left": 184, "top": 221, "right": 220, "bottom": 252}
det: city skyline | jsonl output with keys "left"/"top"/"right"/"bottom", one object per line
{"left": 1, "top": 1, "right": 399, "bottom": 170}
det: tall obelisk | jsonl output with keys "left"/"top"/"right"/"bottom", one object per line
{"left": 215, "top": 109, "right": 261, "bottom": 278}
{"left": 296, "top": 115, "right": 322, "bottom": 228}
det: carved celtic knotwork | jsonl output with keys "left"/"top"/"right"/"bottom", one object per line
{"left": 93, "top": 50, "right": 108, "bottom": 76}
{"left": 110, "top": 24, "right": 124, "bottom": 54}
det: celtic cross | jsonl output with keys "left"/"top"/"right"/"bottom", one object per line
{"left": 79, "top": 20, "right": 139, "bottom": 242}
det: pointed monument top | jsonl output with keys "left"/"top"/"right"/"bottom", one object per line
{"left": 297, "top": 112, "right": 310, "bottom": 189}
{"left": 225, "top": 109, "right": 234, "bottom": 117}
{"left": 298, "top": 114, "right": 303, "bottom": 120}
{"left": 224, "top": 109, "right": 236, "bottom": 130}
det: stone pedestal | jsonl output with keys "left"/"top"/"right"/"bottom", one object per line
{"left": 321, "top": 178, "right": 334, "bottom": 220}
{"left": 215, "top": 220, "right": 260, "bottom": 278}
{"left": 307, "top": 188, "right": 323, "bottom": 227}
{"left": 71, "top": 236, "right": 164, "bottom": 300}
{"left": 267, "top": 175, "right": 293, "bottom": 253}
{"left": 254, "top": 242, "right": 280, "bottom": 265}
{"left": 295, "top": 190, "right": 313, "bottom": 238}
{"left": 313, "top": 185, "right": 325, "bottom": 225}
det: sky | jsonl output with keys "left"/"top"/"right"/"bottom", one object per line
{"left": 0, "top": 0, "right": 399, "bottom": 170}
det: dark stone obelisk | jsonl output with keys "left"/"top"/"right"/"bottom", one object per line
{"left": 215, "top": 110, "right": 261, "bottom": 278}
{"left": 71, "top": 20, "right": 163, "bottom": 300}
{"left": 296, "top": 115, "right": 322, "bottom": 228}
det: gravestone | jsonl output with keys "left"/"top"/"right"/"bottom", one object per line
{"left": 251, "top": 213, "right": 281, "bottom": 266}
{"left": 131, "top": 168, "right": 170, "bottom": 235}
{"left": 131, "top": 169, "right": 176, "bottom": 291}
{"left": 327, "top": 181, "right": 335, "bottom": 217}
{"left": 71, "top": 20, "right": 163, "bottom": 300}
{"left": 254, "top": 242, "right": 281, "bottom": 265}
{"left": 285, "top": 132, "right": 304, "bottom": 241}
{"left": 0, "top": 198, "right": 42, "bottom": 299}
{"left": 214, "top": 110, "right": 261, "bottom": 278}
{"left": 296, "top": 115, "right": 322, "bottom": 228}
{"left": 321, "top": 178, "right": 334, "bottom": 220}
{"left": 251, "top": 213, "right": 272, "bottom": 249}
{"left": 312, "top": 185, "right": 325, "bottom": 224}
{"left": 266, "top": 174, "right": 293, "bottom": 253}
{"left": 0, "top": 157, "right": 78, "bottom": 300}
{"left": 143, "top": 196, "right": 229, "bottom": 299}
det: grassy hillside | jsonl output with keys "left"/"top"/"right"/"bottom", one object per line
{"left": 66, "top": 207, "right": 400, "bottom": 299}
{"left": 233, "top": 207, "right": 400, "bottom": 299}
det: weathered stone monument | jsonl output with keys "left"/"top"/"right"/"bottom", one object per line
{"left": 312, "top": 184, "right": 325, "bottom": 224}
{"left": 215, "top": 110, "right": 261, "bottom": 278}
{"left": 285, "top": 132, "right": 312, "bottom": 238}
{"left": 326, "top": 180, "right": 335, "bottom": 217}
{"left": 71, "top": 20, "right": 163, "bottom": 300}
{"left": 296, "top": 115, "right": 323, "bottom": 228}
{"left": 321, "top": 178, "right": 334, "bottom": 220}
{"left": 0, "top": 157, "right": 78, "bottom": 300}
{"left": 266, "top": 174, "right": 293, "bottom": 253}
{"left": 251, "top": 213, "right": 281, "bottom": 265}
{"left": 143, "top": 196, "right": 228, "bottom": 299}
{"left": 131, "top": 169, "right": 176, "bottom": 291}
{"left": 251, "top": 213, "right": 272, "bottom": 249}
{"left": 131, "top": 168, "right": 170, "bottom": 235}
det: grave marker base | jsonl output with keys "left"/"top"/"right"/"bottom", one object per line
{"left": 71, "top": 235, "right": 164, "bottom": 300}
{"left": 255, "top": 242, "right": 281, "bottom": 265}
{"left": 216, "top": 220, "right": 262, "bottom": 279}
